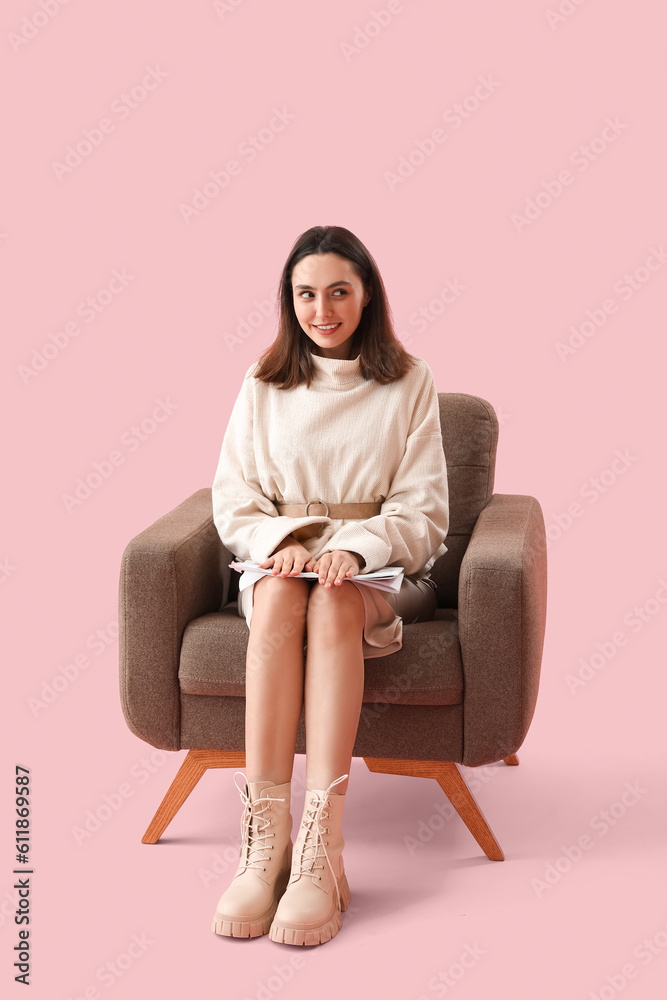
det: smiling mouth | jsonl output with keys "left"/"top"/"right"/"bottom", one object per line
{"left": 313, "top": 323, "right": 341, "bottom": 333}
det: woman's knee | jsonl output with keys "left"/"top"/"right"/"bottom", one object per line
{"left": 306, "top": 579, "right": 365, "bottom": 632}
{"left": 252, "top": 574, "right": 312, "bottom": 624}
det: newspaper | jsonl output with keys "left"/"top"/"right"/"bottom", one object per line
{"left": 228, "top": 560, "right": 404, "bottom": 594}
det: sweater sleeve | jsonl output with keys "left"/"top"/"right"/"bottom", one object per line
{"left": 212, "top": 366, "right": 330, "bottom": 563}
{"left": 317, "top": 365, "right": 449, "bottom": 576}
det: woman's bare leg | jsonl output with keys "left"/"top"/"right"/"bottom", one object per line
{"left": 244, "top": 575, "right": 312, "bottom": 785}
{"left": 303, "top": 581, "right": 366, "bottom": 795}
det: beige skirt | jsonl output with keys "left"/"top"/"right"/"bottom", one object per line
{"left": 237, "top": 572, "right": 438, "bottom": 659}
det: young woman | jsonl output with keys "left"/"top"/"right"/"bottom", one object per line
{"left": 210, "top": 225, "right": 449, "bottom": 946}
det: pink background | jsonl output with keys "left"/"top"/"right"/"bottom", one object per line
{"left": 3, "top": 1, "right": 666, "bottom": 996}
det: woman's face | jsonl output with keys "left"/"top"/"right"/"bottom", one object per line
{"left": 291, "top": 253, "right": 370, "bottom": 360}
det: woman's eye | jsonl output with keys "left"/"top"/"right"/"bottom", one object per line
{"left": 296, "top": 289, "right": 347, "bottom": 299}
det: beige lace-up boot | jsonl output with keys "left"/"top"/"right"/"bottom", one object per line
{"left": 211, "top": 772, "right": 293, "bottom": 938}
{"left": 269, "top": 774, "right": 350, "bottom": 946}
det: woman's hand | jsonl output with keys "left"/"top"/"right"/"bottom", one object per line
{"left": 259, "top": 535, "right": 316, "bottom": 577}
{"left": 310, "top": 550, "right": 364, "bottom": 588}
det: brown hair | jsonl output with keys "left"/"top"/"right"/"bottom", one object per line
{"left": 252, "top": 225, "right": 418, "bottom": 389}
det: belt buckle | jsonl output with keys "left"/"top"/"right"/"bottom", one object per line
{"left": 305, "top": 498, "right": 329, "bottom": 517}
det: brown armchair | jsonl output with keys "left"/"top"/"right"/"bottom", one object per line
{"left": 119, "top": 392, "right": 547, "bottom": 859}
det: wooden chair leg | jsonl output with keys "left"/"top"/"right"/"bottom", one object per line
{"left": 142, "top": 749, "right": 245, "bottom": 844}
{"left": 364, "top": 757, "right": 505, "bottom": 861}
{"left": 434, "top": 762, "right": 504, "bottom": 860}
{"left": 503, "top": 754, "right": 519, "bottom": 766}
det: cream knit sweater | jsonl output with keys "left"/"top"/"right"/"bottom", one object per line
{"left": 212, "top": 351, "right": 449, "bottom": 579}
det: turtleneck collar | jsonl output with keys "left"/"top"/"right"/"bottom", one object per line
{"left": 309, "top": 351, "right": 363, "bottom": 386}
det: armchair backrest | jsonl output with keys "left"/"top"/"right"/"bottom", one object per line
{"left": 430, "top": 393, "right": 499, "bottom": 607}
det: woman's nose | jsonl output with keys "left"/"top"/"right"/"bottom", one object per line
{"left": 314, "top": 298, "right": 333, "bottom": 318}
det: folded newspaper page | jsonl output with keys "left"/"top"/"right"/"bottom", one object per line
{"left": 229, "top": 560, "right": 404, "bottom": 594}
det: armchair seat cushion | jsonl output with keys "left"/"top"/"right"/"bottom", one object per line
{"left": 178, "top": 605, "right": 463, "bottom": 706}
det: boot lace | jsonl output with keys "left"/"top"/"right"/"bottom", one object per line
{"left": 233, "top": 772, "right": 287, "bottom": 873}
{"left": 293, "top": 774, "right": 348, "bottom": 910}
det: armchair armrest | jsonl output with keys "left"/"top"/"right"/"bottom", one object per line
{"left": 119, "top": 488, "right": 230, "bottom": 749}
{"left": 458, "top": 493, "right": 547, "bottom": 766}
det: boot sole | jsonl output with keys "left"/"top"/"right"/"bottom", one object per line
{"left": 211, "top": 867, "right": 291, "bottom": 938}
{"left": 268, "top": 872, "right": 350, "bottom": 946}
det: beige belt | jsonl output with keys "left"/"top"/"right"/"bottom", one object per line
{"left": 275, "top": 499, "right": 382, "bottom": 518}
